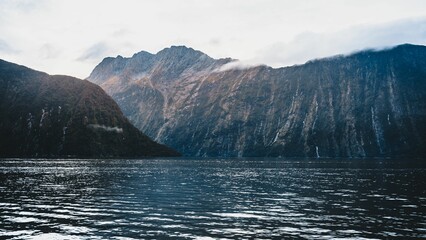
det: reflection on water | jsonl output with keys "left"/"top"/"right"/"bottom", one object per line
{"left": 0, "top": 158, "right": 425, "bottom": 239}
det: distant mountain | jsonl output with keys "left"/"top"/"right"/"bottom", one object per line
{"left": 0, "top": 59, "right": 180, "bottom": 158}
{"left": 88, "top": 44, "right": 426, "bottom": 158}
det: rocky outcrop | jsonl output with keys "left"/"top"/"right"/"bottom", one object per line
{"left": 0, "top": 59, "right": 180, "bottom": 158}
{"left": 88, "top": 44, "right": 426, "bottom": 157}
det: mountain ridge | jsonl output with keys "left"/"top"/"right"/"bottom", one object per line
{"left": 0, "top": 59, "right": 180, "bottom": 158}
{"left": 92, "top": 44, "right": 426, "bottom": 74}
{"left": 87, "top": 43, "right": 426, "bottom": 157}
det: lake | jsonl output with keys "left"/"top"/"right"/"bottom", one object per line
{"left": 0, "top": 158, "right": 425, "bottom": 239}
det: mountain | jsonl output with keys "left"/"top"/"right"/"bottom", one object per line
{"left": 87, "top": 44, "right": 426, "bottom": 158}
{"left": 0, "top": 59, "right": 180, "bottom": 158}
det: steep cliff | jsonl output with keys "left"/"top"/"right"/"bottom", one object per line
{"left": 0, "top": 59, "right": 180, "bottom": 158}
{"left": 88, "top": 44, "right": 426, "bottom": 157}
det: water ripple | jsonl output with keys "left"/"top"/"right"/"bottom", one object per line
{"left": 0, "top": 158, "right": 425, "bottom": 239}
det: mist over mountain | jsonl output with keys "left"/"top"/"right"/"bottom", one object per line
{"left": 0, "top": 59, "right": 179, "bottom": 158}
{"left": 88, "top": 44, "right": 426, "bottom": 158}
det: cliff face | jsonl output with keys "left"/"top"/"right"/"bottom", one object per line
{"left": 0, "top": 59, "right": 179, "bottom": 158}
{"left": 88, "top": 44, "right": 426, "bottom": 157}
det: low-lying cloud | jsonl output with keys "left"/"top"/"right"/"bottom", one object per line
{"left": 88, "top": 124, "right": 123, "bottom": 133}
{"left": 214, "top": 60, "right": 263, "bottom": 72}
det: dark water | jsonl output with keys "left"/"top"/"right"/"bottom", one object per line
{"left": 0, "top": 158, "right": 425, "bottom": 239}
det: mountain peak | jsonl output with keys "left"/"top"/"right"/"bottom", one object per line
{"left": 87, "top": 44, "right": 426, "bottom": 158}
{"left": 392, "top": 43, "right": 425, "bottom": 49}
{"left": 161, "top": 45, "right": 193, "bottom": 52}
{"left": 131, "top": 50, "right": 153, "bottom": 59}
{"left": 87, "top": 45, "right": 222, "bottom": 84}
{"left": 156, "top": 45, "right": 207, "bottom": 58}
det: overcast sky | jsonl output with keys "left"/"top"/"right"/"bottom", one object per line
{"left": 1, "top": 0, "right": 426, "bottom": 78}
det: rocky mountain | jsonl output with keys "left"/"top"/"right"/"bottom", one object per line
{"left": 0, "top": 59, "right": 180, "bottom": 158}
{"left": 88, "top": 44, "right": 426, "bottom": 158}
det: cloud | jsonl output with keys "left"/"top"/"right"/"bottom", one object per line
{"left": 209, "top": 38, "right": 221, "bottom": 46}
{"left": 111, "top": 28, "right": 131, "bottom": 38}
{"left": 0, "top": 0, "right": 47, "bottom": 13}
{"left": 77, "top": 42, "right": 110, "bottom": 62}
{"left": 0, "top": 39, "right": 18, "bottom": 54}
{"left": 213, "top": 60, "right": 263, "bottom": 72}
{"left": 257, "top": 18, "right": 426, "bottom": 68}
{"left": 88, "top": 124, "right": 123, "bottom": 133}
{"left": 1, "top": 1, "right": 426, "bottom": 78}
{"left": 39, "top": 43, "right": 61, "bottom": 59}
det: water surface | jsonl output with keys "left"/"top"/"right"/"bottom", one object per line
{"left": 0, "top": 158, "right": 425, "bottom": 239}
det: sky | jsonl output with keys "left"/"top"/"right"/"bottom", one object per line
{"left": 0, "top": 0, "right": 426, "bottom": 78}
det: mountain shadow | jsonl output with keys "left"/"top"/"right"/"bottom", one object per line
{"left": 0, "top": 59, "right": 180, "bottom": 158}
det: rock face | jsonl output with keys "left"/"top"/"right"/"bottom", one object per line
{"left": 0, "top": 59, "right": 180, "bottom": 158}
{"left": 88, "top": 44, "right": 426, "bottom": 157}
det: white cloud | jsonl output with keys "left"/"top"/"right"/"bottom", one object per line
{"left": 77, "top": 42, "right": 110, "bottom": 62}
{"left": 213, "top": 60, "right": 263, "bottom": 72}
{"left": 256, "top": 18, "right": 426, "bottom": 68}
{"left": 88, "top": 124, "right": 123, "bottom": 133}
{"left": 39, "top": 43, "right": 61, "bottom": 59}
{"left": 0, "top": 0, "right": 425, "bottom": 78}
{"left": 0, "top": 39, "right": 18, "bottom": 54}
